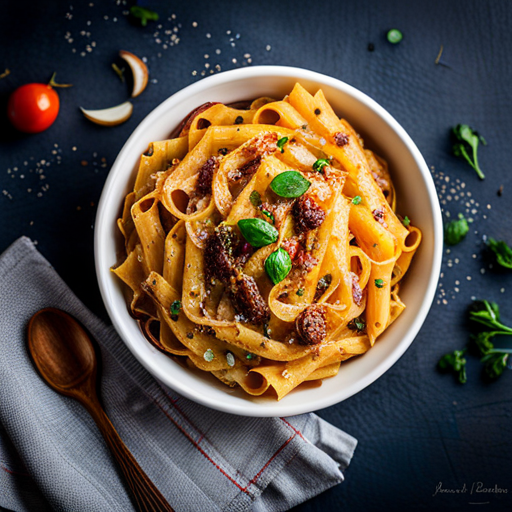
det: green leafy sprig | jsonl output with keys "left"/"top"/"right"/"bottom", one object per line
{"left": 452, "top": 124, "right": 486, "bottom": 180}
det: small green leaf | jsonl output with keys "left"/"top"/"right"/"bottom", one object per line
{"left": 487, "top": 238, "right": 512, "bottom": 269}
{"left": 204, "top": 349, "right": 215, "bottom": 362}
{"left": 444, "top": 214, "right": 469, "bottom": 245}
{"left": 403, "top": 216, "right": 410, "bottom": 227}
{"left": 265, "top": 248, "right": 292, "bottom": 284}
{"left": 452, "top": 124, "right": 486, "bottom": 179}
{"left": 374, "top": 278, "right": 384, "bottom": 288}
{"left": 277, "top": 136, "right": 289, "bottom": 153}
{"left": 438, "top": 349, "right": 467, "bottom": 383}
{"left": 130, "top": 5, "right": 159, "bottom": 26}
{"left": 249, "top": 190, "right": 262, "bottom": 207}
{"left": 170, "top": 300, "right": 182, "bottom": 315}
{"left": 262, "top": 209, "right": 275, "bottom": 224}
{"left": 348, "top": 317, "right": 366, "bottom": 332}
{"left": 312, "top": 158, "right": 329, "bottom": 173}
{"left": 270, "top": 171, "right": 311, "bottom": 198}
{"left": 352, "top": 196, "right": 362, "bottom": 205}
{"left": 238, "top": 218, "right": 279, "bottom": 247}
{"left": 387, "top": 29, "right": 403, "bottom": 44}
{"left": 296, "top": 288, "right": 305, "bottom": 296}
{"left": 246, "top": 353, "right": 256, "bottom": 360}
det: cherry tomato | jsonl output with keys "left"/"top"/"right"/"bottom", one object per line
{"left": 7, "top": 83, "right": 60, "bottom": 133}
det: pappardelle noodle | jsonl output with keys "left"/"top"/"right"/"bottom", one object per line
{"left": 112, "top": 83, "right": 422, "bottom": 400}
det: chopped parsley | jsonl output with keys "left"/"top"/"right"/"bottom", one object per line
{"left": 313, "top": 158, "right": 330, "bottom": 173}
{"left": 487, "top": 238, "right": 512, "bottom": 269}
{"left": 296, "top": 288, "right": 305, "bottom": 296}
{"left": 352, "top": 196, "right": 362, "bottom": 205}
{"left": 262, "top": 209, "right": 275, "bottom": 224}
{"left": 249, "top": 190, "right": 262, "bottom": 207}
{"left": 348, "top": 317, "right": 366, "bottom": 333}
{"left": 402, "top": 216, "right": 410, "bottom": 227}
{"left": 129, "top": 5, "right": 159, "bottom": 26}
{"left": 452, "top": 124, "right": 486, "bottom": 180}
{"left": 444, "top": 214, "right": 469, "bottom": 246}
{"left": 438, "top": 349, "right": 467, "bottom": 384}
{"left": 170, "top": 300, "right": 182, "bottom": 315}
{"left": 277, "top": 136, "right": 289, "bottom": 153}
{"left": 374, "top": 278, "right": 384, "bottom": 288}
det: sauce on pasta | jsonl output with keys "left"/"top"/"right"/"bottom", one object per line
{"left": 112, "top": 83, "right": 422, "bottom": 400}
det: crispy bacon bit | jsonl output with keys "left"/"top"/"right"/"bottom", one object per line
{"left": 295, "top": 250, "right": 318, "bottom": 272}
{"left": 334, "top": 132, "right": 349, "bottom": 147}
{"left": 196, "top": 157, "right": 218, "bottom": 195}
{"left": 296, "top": 305, "right": 326, "bottom": 345}
{"left": 204, "top": 228, "right": 236, "bottom": 283}
{"left": 230, "top": 274, "right": 270, "bottom": 324}
{"left": 282, "top": 237, "right": 300, "bottom": 260}
{"left": 204, "top": 228, "right": 268, "bottom": 324}
{"left": 293, "top": 195, "right": 325, "bottom": 233}
{"left": 372, "top": 208, "right": 388, "bottom": 228}
{"left": 351, "top": 272, "right": 363, "bottom": 306}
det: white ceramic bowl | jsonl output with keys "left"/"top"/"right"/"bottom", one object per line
{"left": 95, "top": 66, "right": 442, "bottom": 417}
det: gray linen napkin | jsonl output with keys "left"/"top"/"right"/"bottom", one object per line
{"left": 0, "top": 237, "right": 357, "bottom": 512}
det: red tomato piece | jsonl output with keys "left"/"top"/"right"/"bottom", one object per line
{"left": 7, "top": 83, "right": 60, "bottom": 133}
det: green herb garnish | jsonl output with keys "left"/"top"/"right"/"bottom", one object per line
{"left": 315, "top": 274, "right": 332, "bottom": 300}
{"left": 444, "top": 213, "right": 469, "bottom": 246}
{"left": 262, "top": 210, "right": 275, "bottom": 224}
{"left": 374, "top": 278, "right": 384, "bottom": 288}
{"left": 265, "top": 248, "right": 292, "bottom": 285}
{"left": 452, "top": 124, "right": 486, "bottom": 180}
{"left": 469, "top": 300, "right": 512, "bottom": 334}
{"left": 270, "top": 171, "right": 311, "bottom": 198}
{"left": 238, "top": 218, "right": 279, "bottom": 247}
{"left": 312, "top": 158, "right": 329, "bottom": 173}
{"left": 246, "top": 353, "right": 256, "bottom": 360}
{"left": 438, "top": 349, "right": 467, "bottom": 384}
{"left": 203, "top": 349, "right": 215, "bottom": 362}
{"left": 130, "top": 5, "right": 159, "bottom": 26}
{"left": 249, "top": 190, "right": 262, "bottom": 207}
{"left": 348, "top": 317, "right": 366, "bottom": 333}
{"left": 296, "top": 288, "right": 305, "bottom": 296}
{"left": 352, "top": 196, "right": 362, "bottom": 205}
{"left": 403, "top": 216, "right": 410, "bottom": 227}
{"left": 487, "top": 238, "right": 512, "bottom": 269}
{"left": 170, "top": 300, "right": 182, "bottom": 315}
{"left": 263, "top": 323, "right": 271, "bottom": 339}
{"left": 277, "top": 136, "right": 289, "bottom": 153}
{"left": 387, "top": 29, "right": 403, "bottom": 44}
{"left": 481, "top": 351, "right": 511, "bottom": 379}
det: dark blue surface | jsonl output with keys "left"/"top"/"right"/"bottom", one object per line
{"left": 1, "top": 1, "right": 511, "bottom": 511}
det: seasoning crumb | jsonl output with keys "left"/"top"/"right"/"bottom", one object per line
{"left": 81, "top": 160, "right": 88, "bottom": 166}
{"left": 367, "top": 43, "right": 375, "bottom": 52}
{"left": 498, "top": 185, "right": 503, "bottom": 196}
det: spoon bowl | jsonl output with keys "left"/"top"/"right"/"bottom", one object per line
{"left": 27, "top": 308, "right": 96, "bottom": 393}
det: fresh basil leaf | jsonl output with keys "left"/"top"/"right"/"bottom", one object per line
{"left": 270, "top": 171, "right": 311, "bottom": 198}
{"left": 265, "top": 248, "right": 292, "bottom": 284}
{"left": 487, "top": 238, "right": 512, "bottom": 269}
{"left": 238, "top": 218, "right": 279, "bottom": 247}
{"left": 444, "top": 214, "right": 469, "bottom": 245}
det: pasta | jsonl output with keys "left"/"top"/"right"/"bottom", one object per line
{"left": 112, "top": 83, "right": 422, "bottom": 400}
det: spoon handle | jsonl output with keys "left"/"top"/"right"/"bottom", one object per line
{"left": 85, "top": 398, "right": 174, "bottom": 512}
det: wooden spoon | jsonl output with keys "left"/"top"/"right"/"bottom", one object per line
{"left": 27, "top": 307, "right": 174, "bottom": 512}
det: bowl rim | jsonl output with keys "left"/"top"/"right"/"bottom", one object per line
{"left": 94, "top": 65, "right": 443, "bottom": 417}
